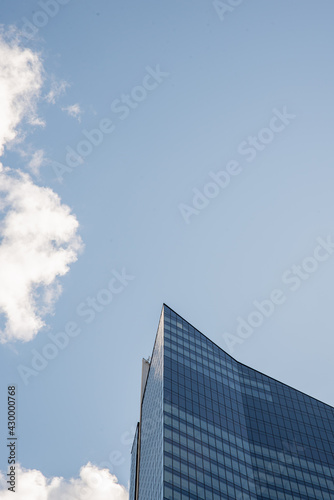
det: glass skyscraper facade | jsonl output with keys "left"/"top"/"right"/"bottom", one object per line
{"left": 130, "top": 304, "right": 334, "bottom": 499}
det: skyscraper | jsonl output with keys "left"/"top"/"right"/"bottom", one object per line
{"left": 130, "top": 305, "right": 334, "bottom": 499}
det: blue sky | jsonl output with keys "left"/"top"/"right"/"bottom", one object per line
{"left": 0, "top": 0, "right": 334, "bottom": 496}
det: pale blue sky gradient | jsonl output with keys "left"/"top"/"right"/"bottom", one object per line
{"left": 0, "top": 0, "right": 334, "bottom": 488}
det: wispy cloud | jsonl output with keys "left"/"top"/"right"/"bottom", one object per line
{"left": 62, "top": 103, "right": 83, "bottom": 122}
{"left": 0, "top": 31, "right": 83, "bottom": 342}
{"left": 0, "top": 33, "right": 44, "bottom": 154}
{"left": 27, "top": 148, "right": 46, "bottom": 175}
{"left": 45, "top": 78, "right": 69, "bottom": 104}
{"left": 17, "top": 147, "right": 47, "bottom": 176}
{"left": 0, "top": 463, "right": 129, "bottom": 499}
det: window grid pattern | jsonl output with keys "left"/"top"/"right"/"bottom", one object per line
{"left": 138, "top": 312, "right": 164, "bottom": 500}
{"left": 163, "top": 306, "right": 334, "bottom": 500}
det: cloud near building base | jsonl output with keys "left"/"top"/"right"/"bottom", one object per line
{"left": 0, "top": 462, "right": 128, "bottom": 500}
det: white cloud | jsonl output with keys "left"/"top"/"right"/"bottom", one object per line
{"left": 62, "top": 103, "right": 83, "bottom": 122}
{"left": 0, "top": 32, "right": 83, "bottom": 342}
{"left": 0, "top": 167, "right": 83, "bottom": 342}
{"left": 0, "top": 33, "right": 44, "bottom": 154}
{"left": 0, "top": 463, "right": 129, "bottom": 499}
